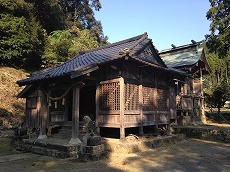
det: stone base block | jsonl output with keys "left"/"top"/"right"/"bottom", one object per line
{"left": 79, "top": 144, "right": 105, "bottom": 161}
{"left": 38, "top": 134, "right": 48, "bottom": 140}
{"left": 69, "top": 138, "right": 82, "bottom": 145}
{"left": 83, "top": 135, "right": 101, "bottom": 146}
{"left": 83, "top": 144, "right": 104, "bottom": 154}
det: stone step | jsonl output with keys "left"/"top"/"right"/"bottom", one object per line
{"left": 17, "top": 139, "right": 80, "bottom": 158}
{"left": 18, "top": 145, "right": 68, "bottom": 158}
{"left": 51, "top": 128, "right": 86, "bottom": 140}
{"left": 51, "top": 122, "right": 86, "bottom": 140}
{"left": 51, "top": 133, "right": 71, "bottom": 139}
{"left": 58, "top": 129, "right": 86, "bottom": 134}
{"left": 61, "top": 122, "right": 85, "bottom": 130}
{"left": 61, "top": 125, "right": 72, "bottom": 130}
{"left": 58, "top": 129, "right": 72, "bottom": 134}
{"left": 65, "top": 121, "right": 85, "bottom": 125}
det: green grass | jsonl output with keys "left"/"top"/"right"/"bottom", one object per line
{"left": 0, "top": 137, "right": 14, "bottom": 154}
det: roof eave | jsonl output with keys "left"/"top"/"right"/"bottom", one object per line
{"left": 129, "top": 55, "right": 187, "bottom": 76}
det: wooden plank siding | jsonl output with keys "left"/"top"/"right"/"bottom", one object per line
{"left": 25, "top": 90, "right": 39, "bottom": 128}
{"left": 97, "top": 75, "right": 171, "bottom": 133}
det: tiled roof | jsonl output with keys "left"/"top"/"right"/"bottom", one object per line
{"left": 159, "top": 43, "right": 203, "bottom": 68}
{"left": 17, "top": 33, "right": 186, "bottom": 86}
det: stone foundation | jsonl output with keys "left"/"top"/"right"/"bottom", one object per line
{"left": 174, "top": 126, "right": 230, "bottom": 143}
{"left": 15, "top": 134, "right": 186, "bottom": 159}
{"left": 79, "top": 135, "right": 105, "bottom": 161}
{"left": 103, "top": 134, "right": 185, "bottom": 154}
{"left": 16, "top": 138, "right": 80, "bottom": 158}
{"left": 177, "top": 115, "right": 203, "bottom": 126}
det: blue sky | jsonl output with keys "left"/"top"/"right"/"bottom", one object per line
{"left": 94, "top": 0, "right": 211, "bottom": 50}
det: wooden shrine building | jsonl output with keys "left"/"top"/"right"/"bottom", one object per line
{"left": 159, "top": 41, "right": 211, "bottom": 125}
{"left": 17, "top": 33, "right": 188, "bottom": 142}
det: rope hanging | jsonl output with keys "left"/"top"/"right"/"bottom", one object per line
{"left": 62, "top": 98, "right": 65, "bottom": 105}
{"left": 48, "top": 99, "right": 51, "bottom": 106}
{"left": 41, "top": 84, "right": 75, "bottom": 101}
{"left": 40, "top": 82, "right": 84, "bottom": 109}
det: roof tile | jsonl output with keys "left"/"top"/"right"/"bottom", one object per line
{"left": 17, "top": 32, "right": 186, "bottom": 86}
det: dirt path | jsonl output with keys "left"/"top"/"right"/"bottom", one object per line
{"left": 0, "top": 138, "right": 229, "bottom": 172}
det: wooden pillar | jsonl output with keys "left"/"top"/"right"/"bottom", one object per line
{"left": 64, "top": 94, "right": 68, "bottom": 124}
{"left": 119, "top": 78, "right": 125, "bottom": 140}
{"left": 95, "top": 82, "right": 100, "bottom": 134}
{"left": 153, "top": 87, "right": 158, "bottom": 134}
{"left": 69, "top": 82, "right": 84, "bottom": 144}
{"left": 139, "top": 70, "right": 143, "bottom": 135}
{"left": 47, "top": 91, "right": 50, "bottom": 127}
{"left": 38, "top": 89, "right": 48, "bottom": 140}
{"left": 25, "top": 99, "right": 29, "bottom": 128}
{"left": 191, "top": 78, "right": 195, "bottom": 117}
{"left": 166, "top": 89, "right": 171, "bottom": 135}
{"left": 139, "top": 84, "right": 144, "bottom": 135}
{"left": 200, "top": 67, "right": 206, "bottom": 123}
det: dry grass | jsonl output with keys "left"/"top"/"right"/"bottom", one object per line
{"left": 0, "top": 67, "right": 28, "bottom": 127}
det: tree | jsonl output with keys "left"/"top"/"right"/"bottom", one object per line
{"left": 0, "top": 0, "right": 44, "bottom": 69}
{"left": 42, "top": 26, "right": 99, "bottom": 67}
{"left": 205, "top": 0, "right": 230, "bottom": 110}
{"left": 206, "top": 81, "right": 230, "bottom": 114}
{"left": 206, "top": 0, "right": 230, "bottom": 57}
{"left": 0, "top": 0, "right": 107, "bottom": 69}
{"left": 61, "top": 0, "right": 107, "bottom": 45}
{"left": 205, "top": 52, "right": 226, "bottom": 84}
{"left": 27, "top": 0, "right": 67, "bottom": 34}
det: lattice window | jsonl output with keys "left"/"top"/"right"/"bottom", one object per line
{"left": 142, "top": 87, "right": 154, "bottom": 111}
{"left": 157, "top": 88, "right": 167, "bottom": 111}
{"left": 125, "top": 83, "right": 139, "bottom": 110}
{"left": 99, "top": 82, "right": 120, "bottom": 111}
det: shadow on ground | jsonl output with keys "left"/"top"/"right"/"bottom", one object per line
{"left": 0, "top": 138, "right": 229, "bottom": 172}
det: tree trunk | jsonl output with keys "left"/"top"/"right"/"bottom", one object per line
{"left": 217, "top": 103, "right": 221, "bottom": 115}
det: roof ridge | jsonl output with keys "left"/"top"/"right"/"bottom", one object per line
{"left": 28, "top": 33, "right": 148, "bottom": 77}
{"left": 78, "top": 32, "right": 147, "bottom": 55}
{"left": 129, "top": 32, "right": 148, "bottom": 51}
{"left": 159, "top": 41, "right": 203, "bottom": 54}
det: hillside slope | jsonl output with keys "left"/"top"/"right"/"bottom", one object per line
{"left": 0, "top": 67, "right": 28, "bottom": 128}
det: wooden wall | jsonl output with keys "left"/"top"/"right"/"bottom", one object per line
{"left": 23, "top": 60, "right": 178, "bottom": 134}
{"left": 97, "top": 61, "right": 171, "bottom": 130}
{"left": 26, "top": 90, "right": 39, "bottom": 128}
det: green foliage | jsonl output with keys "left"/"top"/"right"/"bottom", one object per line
{"left": 204, "top": 45, "right": 230, "bottom": 110}
{"left": 61, "top": 0, "right": 107, "bottom": 45}
{"left": 205, "top": 0, "right": 230, "bottom": 108}
{"left": 206, "top": 81, "right": 230, "bottom": 111}
{"left": 42, "top": 30, "right": 72, "bottom": 67}
{"left": 42, "top": 26, "right": 99, "bottom": 67}
{"left": 62, "top": 0, "right": 102, "bottom": 27}
{"left": 0, "top": 0, "right": 44, "bottom": 69}
{"left": 70, "top": 27, "right": 99, "bottom": 53}
{"left": 0, "top": 0, "right": 107, "bottom": 70}
{"left": 205, "top": 52, "right": 226, "bottom": 84}
{"left": 206, "top": 0, "right": 230, "bottom": 57}
{"left": 28, "top": 0, "right": 66, "bottom": 34}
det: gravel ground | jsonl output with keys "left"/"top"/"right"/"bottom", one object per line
{"left": 0, "top": 138, "right": 229, "bottom": 172}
